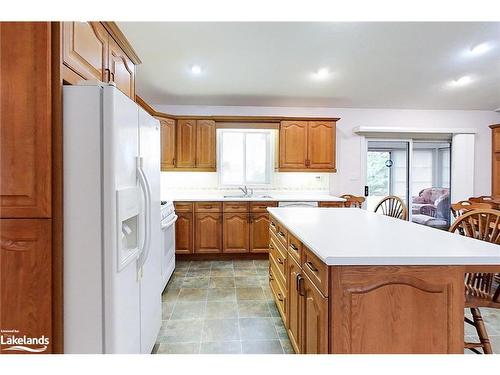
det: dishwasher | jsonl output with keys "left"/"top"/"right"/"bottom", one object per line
{"left": 278, "top": 201, "right": 319, "bottom": 208}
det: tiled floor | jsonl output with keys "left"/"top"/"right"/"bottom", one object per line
{"left": 155, "top": 259, "right": 500, "bottom": 354}
{"left": 464, "top": 308, "right": 500, "bottom": 354}
{"left": 155, "top": 259, "right": 294, "bottom": 354}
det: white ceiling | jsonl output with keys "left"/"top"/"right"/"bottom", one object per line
{"left": 118, "top": 22, "right": 500, "bottom": 110}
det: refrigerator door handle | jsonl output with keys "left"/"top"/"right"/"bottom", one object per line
{"left": 137, "top": 156, "right": 152, "bottom": 273}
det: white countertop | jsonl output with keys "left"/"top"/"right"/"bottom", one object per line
{"left": 267, "top": 207, "right": 500, "bottom": 266}
{"left": 166, "top": 192, "right": 345, "bottom": 202}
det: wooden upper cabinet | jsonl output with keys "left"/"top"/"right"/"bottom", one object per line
{"left": 62, "top": 22, "right": 108, "bottom": 82}
{"left": 195, "top": 212, "right": 222, "bottom": 253}
{"left": 196, "top": 120, "right": 216, "bottom": 169}
{"left": 308, "top": 121, "right": 335, "bottom": 169}
{"left": 159, "top": 117, "right": 176, "bottom": 170}
{"left": 0, "top": 219, "right": 53, "bottom": 352}
{"left": 493, "top": 127, "right": 500, "bottom": 153}
{"left": 280, "top": 121, "right": 308, "bottom": 169}
{"left": 223, "top": 213, "right": 249, "bottom": 253}
{"left": 249, "top": 213, "right": 271, "bottom": 253}
{"left": 302, "top": 273, "right": 329, "bottom": 354}
{"left": 492, "top": 126, "right": 500, "bottom": 197}
{"left": 0, "top": 22, "right": 52, "bottom": 218}
{"left": 108, "top": 37, "right": 135, "bottom": 99}
{"left": 176, "top": 119, "right": 197, "bottom": 168}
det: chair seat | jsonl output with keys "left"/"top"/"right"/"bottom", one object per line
{"left": 465, "top": 293, "right": 500, "bottom": 308}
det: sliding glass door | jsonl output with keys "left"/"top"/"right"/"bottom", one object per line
{"left": 366, "top": 140, "right": 409, "bottom": 212}
{"left": 410, "top": 141, "right": 451, "bottom": 230}
{"left": 366, "top": 139, "right": 452, "bottom": 230}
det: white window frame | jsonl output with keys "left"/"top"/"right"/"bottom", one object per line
{"left": 217, "top": 128, "right": 274, "bottom": 188}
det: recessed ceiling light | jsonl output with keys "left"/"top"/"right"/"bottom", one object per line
{"left": 448, "top": 75, "right": 473, "bottom": 87}
{"left": 313, "top": 67, "right": 330, "bottom": 80}
{"left": 190, "top": 65, "right": 202, "bottom": 75}
{"left": 470, "top": 42, "right": 492, "bottom": 55}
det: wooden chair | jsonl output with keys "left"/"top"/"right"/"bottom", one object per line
{"left": 469, "top": 196, "right": 499, "bottom": 210}
{"left": 449, "top": 209, "right": 500, "bottom": 354}
{"left": 340, "top": 194, "right": 365, "bottom": 208}
{"left": 374, "top": 195, "right": 408, "bottom": 220}
{"left": 451, "top": 200, "right": 493, "bottom": 219}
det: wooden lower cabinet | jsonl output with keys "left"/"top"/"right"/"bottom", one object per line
{"left": 286, "top": 256, "right": 302, "bottom": 353}
{"left": 175, "top": 212, "right": 193, "bottom": 254}
{"left": 249, "top": 213, "right": 270, "bottom": 253}
{"left": 302, "top": 273, "right": 329, "bottom": 354}
{"left": 223, "top": 213, "right": 249, "bottom": 253}
{"left": 0, "top": 219, "right": 52, "bottom": 353}
{"left": 195, "top": 212, "right": 222, "bottom": 253}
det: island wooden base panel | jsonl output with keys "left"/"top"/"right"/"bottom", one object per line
{"left": 176, "top": 253, "right": 269, "bottom": 261}
{"left": 330, "top": 265, "right": 465, "bottom": 354}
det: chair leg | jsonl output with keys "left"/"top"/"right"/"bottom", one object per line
{"left": 470, "top": 308, "right": 493, "bottom": 354}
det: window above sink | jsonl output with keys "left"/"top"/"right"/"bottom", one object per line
{"left": 217, "top": 128, "right": 276, "bottom": 187}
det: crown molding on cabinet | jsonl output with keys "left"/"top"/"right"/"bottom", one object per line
{"left": 101, "top": 22, "right": 142, "bottom": 65}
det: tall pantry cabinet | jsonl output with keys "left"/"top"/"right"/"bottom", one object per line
{"left": 0, "top": 22, "right": 55, "bottom": 353}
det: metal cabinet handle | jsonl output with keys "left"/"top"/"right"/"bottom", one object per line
{"left": 278, "top": 231, "right": 285, "bottom": 237}
{"left": 305, "top": 261, "right": 318, "bottom": 272}
{"left": 269, "top": 243, "right": 274, "bottom": 250}
{"left": 289, "top": 244, "right": 298, "bottom": 251}
{"left": 277, "top": 257, "right": 284, "bottom": 265}
{"left": 277, "top": 292, "right": 284, "bottom": 302}
{"left": 297, "top": 274, "right": 305, "bottom": 296}
{"left": 270, "top": 222, "right": 276, "bottom": 228}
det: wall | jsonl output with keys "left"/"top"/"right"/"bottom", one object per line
{"left": 156, "top": 104, "right": 500, "bottom": 197}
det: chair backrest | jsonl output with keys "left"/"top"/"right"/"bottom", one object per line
{"left": 451, "top": 200, "right": 493, "bottom": 218}
{"left": 374, "top": 195, "right": 408, "bottom": 220}
{"left": 449, "top": 209, "right": 500, "bottom": 244}
{"left": 340, "top": 194, "right": 365, "bottom": 208}
{"left": 449, "top": 209, "right": 500, "bottom": 303}
{"left": 469, "top": 196, "right": 495, "bottom": 204}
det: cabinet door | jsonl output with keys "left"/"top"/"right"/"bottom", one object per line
{"left": 159, "top": 118, "right": 176, "bottom": 170}
{"left": 0, "top": 22, "right": 52, "bottom": 218}
{"left": 223, "top": 213, "right": 249, "bottom": 253}
{"left": 493, "top": 152, "right": 500, "bottom": 197}
{"left": 195, "top": 213, "right": 222, "bottom": 253}
{"left": 176, "top": 120, "right": 197, "bottom": 168}
{"left": 62, "top": 22, "right": 108, "bottom": 81}
{"left": 108, "top": 37, "right": 135, "bottom": 99}
{"left": 175, "top": 212, "right": 193, "bottom": 254}
{"left": 302, "top": 273, "right": 328, "bottom": 354}
{"left": 307, "top": 121, "right": 335, "bottom": 169}
{"left": 196, "top": 120, "right": 216, "bottom": 169}
{"left": 249, "top": 213, "right": 270, "bottom": 253}
{"left": 493, "top": 128, "right": 500, "bottom": 153}
{"left": 0, "top": 219, "right": 52, "bottom": 353}
{"left": 287, "top": 257, "right": 302, "bottom": 353}
{"left": 279, "top": 121, "right": 308, "bottom": 169}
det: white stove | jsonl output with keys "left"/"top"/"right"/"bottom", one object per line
{"left": 160, "top": 200, "right": 177, "bottom": 291}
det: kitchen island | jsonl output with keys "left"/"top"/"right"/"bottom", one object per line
{"left": 267, "top": 207, "right": 500, "bottom": 354}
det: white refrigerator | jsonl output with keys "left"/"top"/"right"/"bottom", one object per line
{"left": 63, "top": 84, "right": 162, "bottom": 353}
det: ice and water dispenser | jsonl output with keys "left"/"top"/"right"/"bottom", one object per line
{"left": 116, "top": 186, "right": 141, "bottom": 270}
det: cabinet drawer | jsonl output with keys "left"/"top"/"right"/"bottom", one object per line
{"left": 223, "top": 201, "right": 249, "bottom": 212}
{"left": 269, "top": 264, "right": 287, "bottom": 325}
{"left": 195, "top": 202, "right": 222, "bottom": 212}
{"left": 269, "top": 215, "right": 278, "bottom": 234}
{"left": 270, "top": 230, "right": 287, "bottom": 255}
{"left": 302, "top": 247, "right": 329, "bottom": 297}
{"left": 174, "top": 202, "right": 193, "bottom": 212}
{"left": 269, "top": 237, "right": 286, "bottom": 283}
{"left": 250, "top": 201, "right": 278, "bottom": 212}
{"left": 287, "top": 233, "right": 303, "bottom": 265}
{"left": 275, "top": 224, "right": 288, "bottom": 247}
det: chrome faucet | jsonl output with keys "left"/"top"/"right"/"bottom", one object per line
{"left": 239, "top": 185, "right": 253, "bottom": 197}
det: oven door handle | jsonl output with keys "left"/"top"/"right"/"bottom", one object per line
{"left": 161, "top": 214, "right": 178, "bottom": 230}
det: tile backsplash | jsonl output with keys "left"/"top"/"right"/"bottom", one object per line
{"left": 161, "top": 171, "right": 330, "bottom": 195}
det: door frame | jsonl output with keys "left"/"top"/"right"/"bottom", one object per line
{"left": 363, "top": 138, "right": 413, "bottom": 217}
